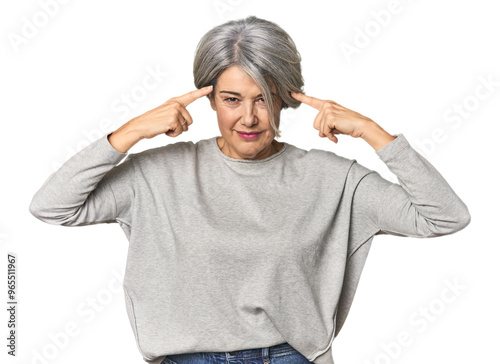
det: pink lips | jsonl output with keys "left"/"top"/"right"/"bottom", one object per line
{"left": 236, "top": 131, "right": 262, "bottom": 140}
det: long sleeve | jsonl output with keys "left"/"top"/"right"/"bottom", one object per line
{"left": 351, "top": 134, "right": 471, "bottom": 240}
{"left": 332, "top": 134, "right": 472, "bottom": 341}
{"left": 29, "top": 134, "right": 134, "bottom": 227}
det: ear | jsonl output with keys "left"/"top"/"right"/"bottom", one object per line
{"left": 209, "top": 93, "right": 217, "bottom": 111}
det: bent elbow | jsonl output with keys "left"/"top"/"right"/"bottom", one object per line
{"left": 444, "top": 198, "right": 471, "bottom": 234}
{"left": 29, "top": 197, "right": 45, "bottom": 221}
{"left": 29, "top": 198, "right": 72, "bottom": 226}
{"left": 419, "top": 201, "right": 471, "bottom": 237}
{"left": 29, "top": 198, "right": 57, "bottom": 224}
{"left": 453, "top": 203, "right": 471, "bottom": 232}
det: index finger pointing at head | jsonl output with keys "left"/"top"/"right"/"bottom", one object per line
{"left": 176, "top": 85, "right": 214, "bottom": 107}
{"left": 291, "top": 92, "right": 325, "bottom": 110}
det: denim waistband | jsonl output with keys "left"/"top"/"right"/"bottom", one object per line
{"left": 212, "top": 342, "right": 296, "bottom": 360}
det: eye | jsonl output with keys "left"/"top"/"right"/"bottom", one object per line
{"left": 224, "top": 97, "right": 239, "bottom": 103}
{"left": 255, "top": 97, "right": 266, "bottom": 107}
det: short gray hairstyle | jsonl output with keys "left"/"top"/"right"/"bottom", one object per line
{"left": 193, "top": 16, "right": 304, "bottom": 138}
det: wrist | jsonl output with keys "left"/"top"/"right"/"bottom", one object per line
{"left": 108, "top": 119, "right": 144, "bottom": 153}
{"left": 360, "top": 121, "right": 395, "bottom": 151}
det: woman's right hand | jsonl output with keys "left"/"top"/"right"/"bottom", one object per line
{"left": 108, "top": 85, "right": 213, "bottom": 153}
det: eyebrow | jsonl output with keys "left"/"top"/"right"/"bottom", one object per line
{"left": 219, "top": 90, "right": 277, "bottom": 97}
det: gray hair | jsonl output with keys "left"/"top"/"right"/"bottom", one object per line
{"left": 193, "top": 16, "right": 304, "bottom": 138}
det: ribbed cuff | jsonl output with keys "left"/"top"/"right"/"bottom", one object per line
{"left": 375, "top": 133, "right": 411, "bottom": 163}
{"left": 101, "top": 132, "right": 128, "bottom": 157}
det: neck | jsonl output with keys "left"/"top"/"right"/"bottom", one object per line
{"left": 217, "top": 138, "right": 283, "bottom": 160}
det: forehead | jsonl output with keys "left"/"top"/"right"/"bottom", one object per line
{"left": 217, "top": 66, "right": 276, "bottom": 94}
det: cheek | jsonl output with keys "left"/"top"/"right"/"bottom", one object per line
{"left": 216, "top": 108, "right": 236, "bottom": 129}
{"left": 256, "top": 106, "right": 271, "bottom": 122}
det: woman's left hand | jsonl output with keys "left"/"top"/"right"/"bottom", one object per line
{"left": 290, "top": 92, "right": 375, "bottom": 143}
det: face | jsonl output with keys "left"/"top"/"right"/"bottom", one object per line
{"left": 209, "top": 65, "right": 283, "bottom": 160}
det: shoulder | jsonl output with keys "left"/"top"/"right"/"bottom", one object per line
{"left": 284, "top": 142, "right": 354, "bottom": 169}
{"left": 126, "top": 138, "right": 210, "bottom": 164}
{"left": 284, "top": 142, "right": 374, "bottom": 182}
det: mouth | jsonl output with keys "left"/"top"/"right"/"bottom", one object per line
{"left": 236, "top": 131, "right": 263, "bottom": 140}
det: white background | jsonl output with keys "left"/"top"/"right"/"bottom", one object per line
{"left": 1, "top": 0, "right": 499, "bottom": 363}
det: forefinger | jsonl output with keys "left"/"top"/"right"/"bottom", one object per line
{"left": 176, "top": 85, "right": 214, "bottom": 107}
{"left": 291, "top": 92, "right": 325, "bottom": 110}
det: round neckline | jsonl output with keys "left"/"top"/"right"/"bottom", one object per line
{"left": 211, "top": 136, "right": 289, "bottom": 164}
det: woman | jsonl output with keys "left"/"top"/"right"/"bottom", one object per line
{"left": 29, "top": 16, "right": 470, "bottom": 364}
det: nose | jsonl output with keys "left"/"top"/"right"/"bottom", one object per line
{"left": 240, "top": 101, "right": 258, "bottom": 127}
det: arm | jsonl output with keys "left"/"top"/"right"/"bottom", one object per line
{"left": 29, "top": 86, "right": 214, "bottom": 225}
{"left": 290, "top": 91, "right": 470, "bottom": 237}
{"left": 352, "top": 134, "right": 471, "bottom": 238}
{"left": 29, "top": 134, "right": 132, "bottom": 226}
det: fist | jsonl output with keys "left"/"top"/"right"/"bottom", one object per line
{"left": 291, "top": 92, "right": 373, "bottom": 143}
{"left": 132, "top": 85, "right": 213, "bottom": 139}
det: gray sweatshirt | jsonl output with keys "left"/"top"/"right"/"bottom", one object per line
{"left": 29, "top": 133, "right": 470, "bottom": 364}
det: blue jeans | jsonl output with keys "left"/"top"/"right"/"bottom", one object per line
{"left": 160, "top": 342, "right": 312, "bottom": 363}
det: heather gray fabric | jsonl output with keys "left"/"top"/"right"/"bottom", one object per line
{"left": 29, "top": 134, "right": 470, "bottom": 364}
